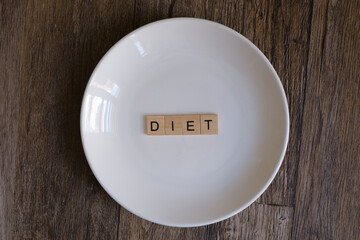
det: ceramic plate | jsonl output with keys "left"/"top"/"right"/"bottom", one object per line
{"left": 80, "top": 18, "right": 289, "bottom": 227}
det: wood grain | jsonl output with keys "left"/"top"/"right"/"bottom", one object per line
{"left": 118, "top": 203, "right": 293, "bottom": 240}
{"left": 207, "top": 203, "right": 293, "bottom": 240}
{"left": 1, "top": 0, "right": 359, "bottom": 239}
{"left": 292, "top": 0, "right": 360, "bottom": 238}
{"left": 0, "top": 1, "right": 27, "bottom": 239}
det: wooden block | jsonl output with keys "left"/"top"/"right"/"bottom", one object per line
{"left": 200, "top": 114, "right": 218, "bottom": 135}
{"left": 182, "top": 115, "right": 201, "bottom": 135}
{"left": 165, "top": 115, "right": 183, "bottom": 135}
{"left": 146, "top": 115, "right": 165, "bottom": 135}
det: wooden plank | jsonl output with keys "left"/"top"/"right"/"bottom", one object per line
{"left": 11, "top": 0, "right": 134, "bottom": 239}
{"left": 134, "top": 0, "right": 174, "bottom": 28}
{"left": 0, "top": 1, "right": 27, "bottom": 239}
{"left": 118, "top": 208, "right": 206, "bottom": 240}
{"left": 292, "top": 0, "right": 360, "bottom": 239}
{"left": 118, "top": 203, "right": 293, "bottom": 240}
{"left": 211, "top": 203, "right": 293, "bottom": 240}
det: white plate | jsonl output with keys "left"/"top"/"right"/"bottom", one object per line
{"left": 80, "top": 18, "right": 289, "bottom": 227}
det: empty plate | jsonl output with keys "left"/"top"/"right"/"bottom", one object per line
{"left": 80, "top": 18, "right": 289, "bottom": 227}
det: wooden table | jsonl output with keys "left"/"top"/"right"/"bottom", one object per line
{"left": 1, "top": 0, "right": 359, "bottom": 239}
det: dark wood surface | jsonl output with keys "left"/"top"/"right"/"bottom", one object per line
{"left": 1, "top": 0, "right": 359, "bottom": 239}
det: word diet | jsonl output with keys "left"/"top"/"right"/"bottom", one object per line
{"left": 146, "top": 114, "right": 218, "bottom": 135}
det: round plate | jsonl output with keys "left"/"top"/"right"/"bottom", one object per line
{"left": 80, "top": 18, "right": 289, "bottom": 227}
